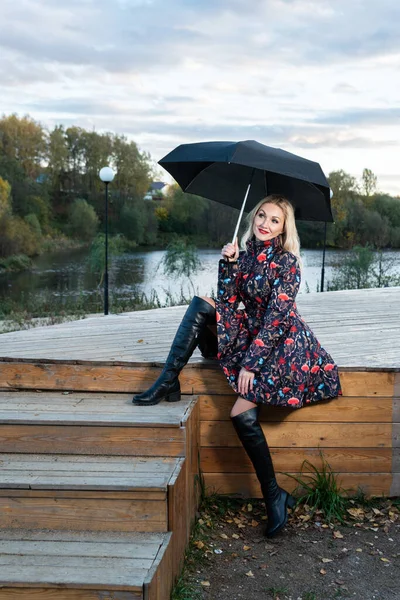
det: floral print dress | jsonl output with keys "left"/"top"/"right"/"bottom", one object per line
{"left": 215, "top": 235, "right": 342, "bottom": 408}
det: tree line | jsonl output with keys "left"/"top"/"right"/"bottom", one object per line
{"left": 0, "top": 114, "right": 399, "bottom": 266}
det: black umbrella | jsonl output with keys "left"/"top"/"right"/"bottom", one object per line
{"left": 159, "top": 139, "right": 333, "bottom": 290}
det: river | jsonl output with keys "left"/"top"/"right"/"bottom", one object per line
{"left": 0, "top": 246, "right": 399, "bottom": 310}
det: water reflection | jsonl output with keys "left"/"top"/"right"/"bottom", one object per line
{"left": 1, "top": 247, "right": 399, "bottom": 306}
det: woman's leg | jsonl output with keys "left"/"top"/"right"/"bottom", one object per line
{"left": 132, "top": 296, "right": 216, "bottom": 406}
{"left": 230, "top": 397, "right": 295, "bottom": 537}
{"left": 197, "top": 297, "right": 218, "bottom": 358}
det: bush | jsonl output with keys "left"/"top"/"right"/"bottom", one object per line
{"left": 67, "top": 198, "right": 99, "bottom": 241}
{"left": 328, "top": 245, "right": 400, "bottom": 290}
{"left": 0, "top": 213, "right": 42, "bottom": 257}
{"left": 0, "top": 254, "right": 32, "bottom": 271}
{"left": 24, "top": 213, "right": 42, "bottom": 240}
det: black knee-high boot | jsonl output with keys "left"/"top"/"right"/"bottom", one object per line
{"left": 231, "top": 406, "right": 296, "bottom": 537}
{"left": 132, "top": 296, "right": 216, "bottom": 406}
{"left": 197, "top": 325, "right": 218, "bottom": 359}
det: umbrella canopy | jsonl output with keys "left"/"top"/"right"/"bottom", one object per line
{"left": 159, "top": 140, "right": 333, "bottom": 223}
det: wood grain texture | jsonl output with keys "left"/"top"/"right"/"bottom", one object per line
{"left": 199, "top": 394, "right": 393, "bottom": 422}
{"left": 143, "top": 533, "right": 174, "bottom": 600}
{"left": 0, "top": 455, "right": 181, "bottom": 491}
{"left": 200, "top": 447, "right": 393, "bottom": 474}
{"left": 0, "top": 361, "right": 395, "bottom": 397}
{"left": 0, "top": 531, "right": 168, "bottom": 595}
{"left": 182, "top": 399, "right": 201, "bottom": 533}
{"left": 204, "top": 472, "right": 392, "bottom": 497}
{"left": 0, "top": 589, "right": 141, "bottom": 599}
{"left": 201, "top": 421, "right": 392, "bottom": 448}
{"left": 0, "top": 424, "right": 185, "bottom": 456}
{"left": 168, "top": 459, "right": 188, "bottom": 580}
{"left": 0, "top": 496, "right": 167, "bottom": 533}
{"left": 0, "top": 391, "right": 193, "bottom": 428}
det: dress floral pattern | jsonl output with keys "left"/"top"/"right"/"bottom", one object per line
{"left": 215, "top": 235, "right": 342, "bottom": 408}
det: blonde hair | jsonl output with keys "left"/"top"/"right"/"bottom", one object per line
{"left": 240, "top": 194, "right": 302, "bottom": 268}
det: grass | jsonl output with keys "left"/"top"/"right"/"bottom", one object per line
{"left": 283, "top": 450, "right": 351, "bottom": 524}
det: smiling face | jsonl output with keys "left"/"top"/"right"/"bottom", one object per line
{"left": 252, "top": 202, "right": 285, "bottom": 241}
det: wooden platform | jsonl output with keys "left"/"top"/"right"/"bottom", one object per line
{"left": 0, "top": 287, "right": 399, "bottom": 597}
{"left": 1, "top": 286, "right": 399, "bottom": 368}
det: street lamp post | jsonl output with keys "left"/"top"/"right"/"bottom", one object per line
{"left": 99, "top": 167, "right": 115, "bottom": 315}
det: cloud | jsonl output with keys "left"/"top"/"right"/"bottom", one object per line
{"left": 332, "top": 83, "right": 359, "bottom": 95}
{"left": 312, "top": 107, "right": 400, "bottom": 127}
{"left": 1, "top": 0, "right": 400, "bottom": 84}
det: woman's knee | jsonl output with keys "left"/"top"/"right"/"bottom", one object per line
{"left": 230, "top": 397, "right": 258, "bottom": 418}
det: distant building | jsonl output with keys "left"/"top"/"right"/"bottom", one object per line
{"left": 144, "top": 181, "right": 168, "bottom": 201}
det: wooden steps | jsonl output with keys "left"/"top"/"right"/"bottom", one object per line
{"left": 0, "top": 390, "right": 201, "bottom": 599}
{"left": 0, "top": 530, "right": 171, "bottom": 599}
{"left": 0, "top": 391, "right": 190, "bottom": 456}
{"left": 0, "top": 454, "right": 181, "bottom": 532}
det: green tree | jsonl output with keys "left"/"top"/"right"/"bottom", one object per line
{"left": 0, "top": 114, "right": 46, "bottom": 179}
{"left": 0, "top": 176, "right": 11, "bottom": 218}
{"left": 67, "top": 198, "right": 99, "bottom": 241}
{"left": 112, "top": 135, "right": 151, "bottom": 202}
{"left": 47, "top": 125, "right": 69, "bottom": 196}
{"left": 362, "top": 168, "right": 377, "bottom": 198}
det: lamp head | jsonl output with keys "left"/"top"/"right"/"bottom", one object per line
{"left": 99, "top": 167, "right": 115, "bottom": 183}
{"left": 329, "top": 188, "right": 333, "bottom": 199}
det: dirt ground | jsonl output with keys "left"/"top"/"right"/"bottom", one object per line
{"left": 179, "top": 498, "right": 400, "bottom": 600}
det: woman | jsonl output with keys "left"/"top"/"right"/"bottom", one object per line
{"left": 133, "top": 194, "right": 342, "bottom": 537}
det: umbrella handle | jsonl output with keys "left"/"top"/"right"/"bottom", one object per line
{"left": 231, "top": 168, "right": 255, "bottom": 244}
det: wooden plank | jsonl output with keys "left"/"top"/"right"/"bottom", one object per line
{"left": 0, "top": 475, "right": 170, "bottom": 491}
{"left": 0, "top": 361, "right": 395, "bottom": 397}
{"left": 199, "top": 394, "right": 393, "bottom": 422}
{"left": 0, "top": 361, "right": 227, "bottom": 394}
{"left": 200, "top": 447, "right": 393, "bottom": 474}
{"left": 0, "top": 565, "right": 147, "bottom": 588}
{"left": 0, "top": 454, "right": 179, "bottom": 473}
{"left": 0, "top": 529, "right": 166, "bottom": 544}
{"left": 0, "top": 497, "right": 167, "bottom": 533}
{"left": 182, "top": 398, "right": 200, "bottom": 532}
{"left": 203, "top": 472, "right": 392, "bottom": 497}
{"left": 144, "top": 533, "right": 174, "bottom": 600}
{"left": 339, "top": 371, "right": 394, "bottom": 397}
{"left": 0, "top": 589, "right": 141, "bottom": 599}
{"left": 167, "top": 459, "right": 188, "bottom": 580}
{"left": 0, "top": 540, "right": 160, "bottom": 559}
{"left": 0, "top": 455, "right": 180, "bottom": 490}
{"left": 0, "top": 490, "right": 164, "bottom": 500}
{"left": 0, "top": 425, "right": 185, "bottom": 456}
{"left": 200, "top": 421, "right": 392, "bottom": 448}
{"left": 0, "top": 391, "right": 192, "bottom": 428}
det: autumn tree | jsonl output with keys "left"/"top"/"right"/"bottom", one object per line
{"left": 362, "top": 168, "right": 377, "bottom": 197}
{"left": 0, "top": 176, "right": 11, "bottom": 218}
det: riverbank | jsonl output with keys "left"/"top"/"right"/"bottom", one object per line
{"left": 0, "top": 237, "right": 87, "bottom": 274}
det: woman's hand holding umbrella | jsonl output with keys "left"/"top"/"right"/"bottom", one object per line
{"left": 221, "top": 237, "right": 239, "bottom": 262}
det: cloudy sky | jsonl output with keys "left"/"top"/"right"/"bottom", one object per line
{"left": 2, "top": 0, "right": 400, "bottom": 194}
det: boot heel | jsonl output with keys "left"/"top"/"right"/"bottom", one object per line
{"left": 287, "top": 494, "right": 296, "bottom": 509}
{"left": 166, "top": 391, "right": 181, "bottom": 403}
